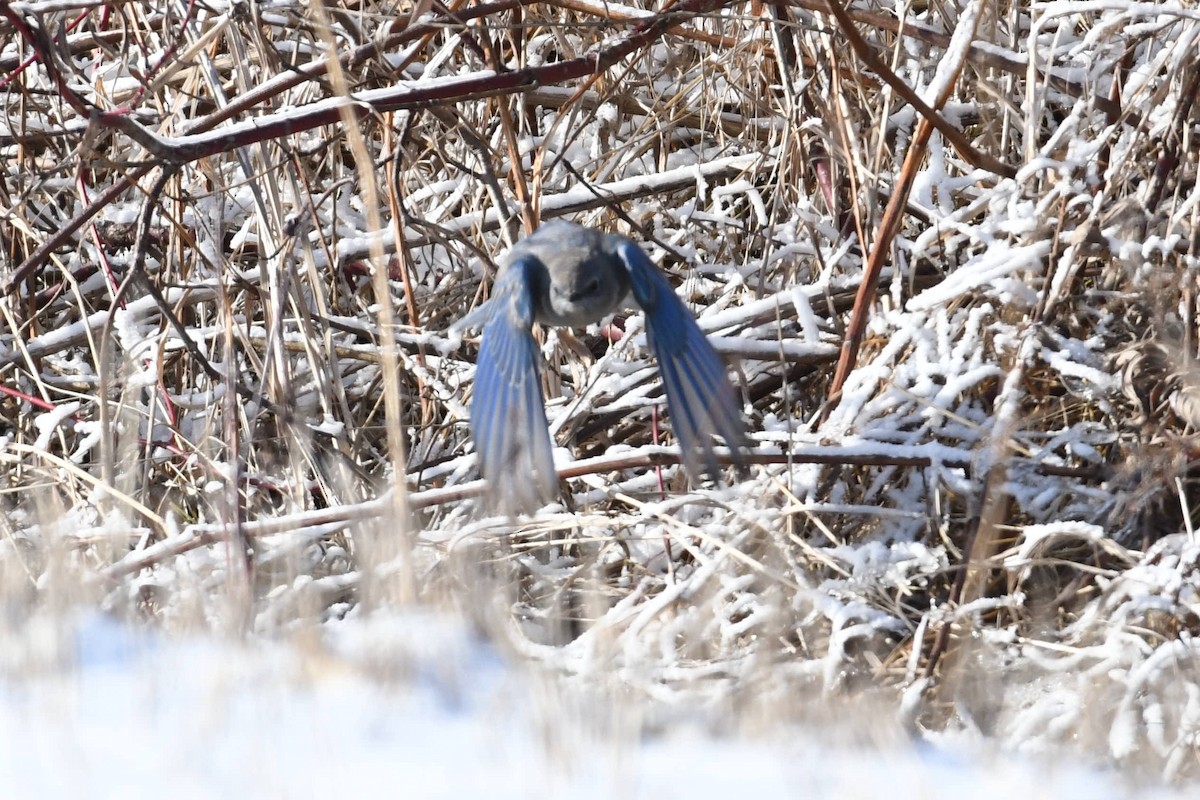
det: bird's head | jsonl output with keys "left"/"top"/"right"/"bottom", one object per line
{"left": 507, "top": 221, "right": 630, "bottom": 327}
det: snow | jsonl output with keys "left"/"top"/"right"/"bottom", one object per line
{"left": 32, "top": 401, "right": 80, "bottom": 453}
{"left": 0, "top": 611, "right": 1188, "bottom": 800}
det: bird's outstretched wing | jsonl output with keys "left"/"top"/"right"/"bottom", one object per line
{"left": 615, "top": 240, "right": 747, "bottom": 481}
{"left": 470, "top": 258, "right": 559, "bottom": 514}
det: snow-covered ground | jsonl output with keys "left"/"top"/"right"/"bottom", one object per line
{"left": 0, "top": 611, "right": 1188, "bottom": 799}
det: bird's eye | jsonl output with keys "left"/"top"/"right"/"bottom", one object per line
{"left": 564, "top": 276, "right": 604, "bottom": 305}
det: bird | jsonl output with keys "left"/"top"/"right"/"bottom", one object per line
{"left": 454, "top": 220, "right": 747, "bottom": 515}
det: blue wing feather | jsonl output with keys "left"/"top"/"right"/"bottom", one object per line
{"left": 469, "top": 259, "right": 559, "bottom": 514}
{"left": 615, "top": 241, "right": 746, "bottom": 481}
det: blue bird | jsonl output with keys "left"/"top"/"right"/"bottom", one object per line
{"left": 455, "top": 221, "right": 747, "bottom": 514}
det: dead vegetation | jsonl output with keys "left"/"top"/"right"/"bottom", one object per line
{"left": 1, "top": 0, "right": 1199, "bottom": 783}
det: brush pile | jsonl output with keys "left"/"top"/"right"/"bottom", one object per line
{"left": 1, "top": 0, "right": 1198, "bottom": 781}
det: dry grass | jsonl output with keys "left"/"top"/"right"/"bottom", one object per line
{"left": 1, "top": 0, "right": 1199, "bottom": 782}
